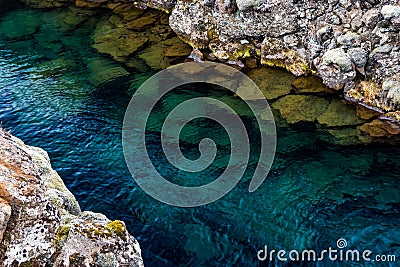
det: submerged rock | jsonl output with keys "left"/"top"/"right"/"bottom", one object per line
{"left": 272, "top": 95, "right": 330, "bottom": 124}
{"left": 244, "top": 67, "right": 295, "bottom": 100}
{"left": 317, "top": 99, "right": 366, "bottom": 127}
{"left": 86, "top": 57, "right": 131, "bottom": 87}
{"left": 93, "top": 20, "right": 149, "bottom": 62}
{"left": 0, "top": 9, "right": 41, "bottom": 39}
{"left": 0, "top": 129, "right": 143, "bottom": 266}
{"left": 358, "top": 119, "right": 400, "bottom": 143}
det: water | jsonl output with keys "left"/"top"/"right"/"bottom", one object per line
{"left": 1, "top": 6, "right": 400, "bottom": 266}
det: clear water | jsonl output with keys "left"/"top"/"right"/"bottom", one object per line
{"left": 1, "top": 6, "right": 400, "bottom": 267}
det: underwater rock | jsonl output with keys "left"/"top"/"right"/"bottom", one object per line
{"left": 291, "top": 76, "right": 330, "bottom": 94}
{"left": 0, "top": 129, "right": 143, "bottom": 266}
{"left": 138, "top": 42, "right": 170, "bottom": 70}
{"left": 271, "top": 95, "right": 330, "bottom": 124}
{"left": 86, "top": 57, "right": 131, "bottom": 87}
{"left": 112, "top": 4, "right": 145, "bottom": 21}
{"left": 91, "top": 7, "right": 189, "bottom": 70}
{"left": 0, "top": 9, "right": 41, "bottom": 39}
{"left": 93, "top": 20, "right": 149, "bottom": 61}
{"left": 323, "top": 128, "right": 362, "bottom": 146}
{"left": 317, "top": 99, "right": 366, "bottom": 127}
{"left": 244, "top": 67, "right": 295, "bottom": 100}
{"left": 164, "top": 42, "right": 193, "bottom": 57}
{"left": 358, "top": 119, "right": 400, "bottom": 143}
{"left": 126, "top": 15, "right": 157, "bottom": 30}
{"left": 21, "top": 0, "right": 73, "bottom": 8}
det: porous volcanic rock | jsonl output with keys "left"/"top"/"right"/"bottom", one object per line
{"left": 0, "top": 129, "right": 143, "bottom": 267}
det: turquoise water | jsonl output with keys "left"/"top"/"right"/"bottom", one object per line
{"left": 1, "top": 6, "right": 400, "bottom": 266}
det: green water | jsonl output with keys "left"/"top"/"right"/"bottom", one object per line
{"left": 0, "top": 5, "right": 399, "bottom": 266}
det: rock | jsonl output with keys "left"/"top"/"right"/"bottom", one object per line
{"left": 164, "top": 42, "right": 193, "bottom": 57}
{"left": 317, "top": 99, "right": 366, "bottom": 127}
{"left": 381, "top": 5, "right": 400, "bottom": 20}
{"left": 53, "top": 215, "right": 143, "bottom": 266}
{"left": 0, "top": 130, "right": 60, "bottom": 266}
{"left": 322, "top": 48, "right": 353, "bottom": 72}
{"left": 358, "top": 119, "right": 400, "bottom": 143}
{"left": 245, "top": 67, "right": 295, "bottom": 100}
{"left": 271, "top": 95, "right": 330, "bottom": 124}
{"left": 112, "top": 4, "right": 145, "bottom": 21}
{"left": 126, "top": 15, "right": 157, "bottom": 30}
{"left": 291, "top": 76, "right": 329, "bottom": 94}
{"left": 21, "top": 0, "right": 73, "bottom": 8}
{"left": 86, "top": 57, "right": 131, "bottom": 87}
{"left": 93, "top": 20, "right": 148, "bottom": 61}
{"left": 348, "top": 48, "right": 367, "bottom": 69}
{"left": 356, "top": 105, "right": 380, "bottom": 120}
{"left": 0, "top": 129, "right": 144, "bottom": 266}
{"left": 336, "top": 32, "right": 361, "bottom": 48}
{"left": 318, "top": 48, "right": 356, "bottom": 90}
{"left": 138, "top": 42, "right": 170, "bottom": 70}
{"left": 261, "top": 37, "right": 310, "bottom": 76}
{"left": 235, "top": 0, "right": 261, "bottom": 11}
{"left": 138, "top": 37, "right": 190, "bottom": 70}
{"left": 362, "top": 9, "right": 381, "bottom": 28}
{"left": 324, "top": 128, "right": 362, "bottom": 146}
{"left": 76, "top": 0, "right": 107, "bottom": 8}
{"left": 0, "top": 198, "right": 11, "bottom": 244}
{"left": 345, "top": 80, "right": 383, "bottom": 111}
{"left": 383, "top": 80, "right": 400, "bottom": 109}
{"left": 0, "top": 9, "right": 41, "bottom": 39}
{"left": 370, "top": 44, "right": 393, "bottom": 57}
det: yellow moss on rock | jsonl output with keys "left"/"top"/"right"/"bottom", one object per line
{"left": 106, "top": 220, "right": 126, "bottom": 240}
{"left": 54, "top": 225, "right": 71, "bottom": 248}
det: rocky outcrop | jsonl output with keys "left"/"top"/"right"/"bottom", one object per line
{"left": 166, "top": 0, "right": 400, "bottom": 124}
{"left": 15, "top": 0, "right": 400, "bottom": 138}
{"left": 64, "top": 0, "right": 400, "bottom": 125}
{"left": 0, "top": 129, "right": 143, "bottom": 266}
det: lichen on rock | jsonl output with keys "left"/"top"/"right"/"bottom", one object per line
{"left": 0, "top": 129, "right": 143, "bottom": 267}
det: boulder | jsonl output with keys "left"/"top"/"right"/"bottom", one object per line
{"left": 0, "top": 129, "right": 144, "bottom": 266}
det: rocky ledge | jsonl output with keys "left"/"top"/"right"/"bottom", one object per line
{"left": 23, "top": 0, "right": 400, "bottom": 125}
{"left": 167, "top": 0, "right": 400, "bottom": 125}
{"left": 0, "top": 129, "right": 143, "bottom": 266}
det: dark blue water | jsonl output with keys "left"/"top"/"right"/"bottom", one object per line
{"left": 1, "top": 6, "right": 400, "bottom": 267}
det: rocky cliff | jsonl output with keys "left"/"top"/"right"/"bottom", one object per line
{"left": 0, "top": 128, "right": 143, "bottom": 267}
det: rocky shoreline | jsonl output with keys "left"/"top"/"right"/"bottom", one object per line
{"left": 11, "top": 0, "right": 400, "bottom": 144}
{"left": 0, "top": 129, "right": 143, "bottom": 266}
{"left": 19, "top": 1, "right": 400, "bottom": 118}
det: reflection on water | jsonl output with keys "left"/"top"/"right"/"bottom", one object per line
{"left": 0, "top": 6, "right": 399, "bottom": 267}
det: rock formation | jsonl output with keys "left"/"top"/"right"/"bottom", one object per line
{"left": 0, "top": 129, "right": 143, "bottom": 266}
{"left": 166, "top": 0, "right": 400, "bottom": 124}
{"left": 167, "top": 0, "right": 399, "bottom": 124}
{"left": 16, "top": 0, "right": 400, "bottom": 139}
